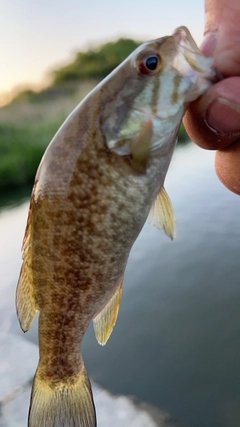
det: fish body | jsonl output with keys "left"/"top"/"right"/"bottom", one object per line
{"left": 16, "top": 27, "right": 215, "bottom": 427}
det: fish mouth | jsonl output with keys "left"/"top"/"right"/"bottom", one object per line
{"left": 172, "top": 26, "right": 217, "bottom": 81}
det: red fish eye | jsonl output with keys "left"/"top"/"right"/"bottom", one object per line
{"left": 138, "top": 55, "right": 160, "bottom": 75}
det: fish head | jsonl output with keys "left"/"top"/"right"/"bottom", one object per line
{"left": 100, "top": 26, "right": 217, "bottom": 165}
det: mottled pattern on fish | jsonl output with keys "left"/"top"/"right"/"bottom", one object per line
{"left": 32, "top": 129, "right": 163, "bottom": 381}
{"left": 16, "top": 26, "right": 216, "bottom": 427}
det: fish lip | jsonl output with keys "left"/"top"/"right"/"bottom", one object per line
{"left": 172, "top": 27, "right": 223, "bottom": 83}
{"left": 172, "top": 26, "right": 199, "bottom": 56}
{"left": 171, "top": 25, "right": 220, "bottom": 87}
{"left": 172, "top": 27, "right": 185, "bottom": 47}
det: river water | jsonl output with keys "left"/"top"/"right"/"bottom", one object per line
{"left": 1, "top": 143, "right": 240, "bottom": 427}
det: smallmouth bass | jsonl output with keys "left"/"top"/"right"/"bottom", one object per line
{"left": 16, "top": 27, "right": 216, "bottom": 427}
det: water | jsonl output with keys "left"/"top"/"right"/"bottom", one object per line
{"left": 1, "top": 143, "right": 240, "bottom": 427}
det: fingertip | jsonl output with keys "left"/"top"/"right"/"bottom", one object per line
{"left": 184, "top": 77, "right": 240, "bottom": 150}
{"left": 183, "top": 99, "right": 215, "bottom": 149}
{"left": 183, "top": 94, "right": 225, "bottom": 150}
{"left": 215, "top": 141, "right": 240, "bottom": 195}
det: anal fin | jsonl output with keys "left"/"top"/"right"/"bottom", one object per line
{"left": 93, "top": 278, "right": 123, "bottom": 346}
{"left": 149, "top": 186, "right": 176, "bottom": 240}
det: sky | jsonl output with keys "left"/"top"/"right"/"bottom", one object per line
{"left": 0, "top": 0, "right": 205, "bottom": 104}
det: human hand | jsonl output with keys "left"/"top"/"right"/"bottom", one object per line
{"left": 183, "top": 0, "right": 240, "bottom": 194}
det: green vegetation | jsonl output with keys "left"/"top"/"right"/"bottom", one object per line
{"left": 52, "top": 38, "right": 141, "bottom": 85}
{"left": 0, "top": 38, "right": 189, "bottom": 195}
{"left": 0, "top": 81, "right": 96, "bottom": 192}
{"left": 0, "top": 120, "right": 60, "bottom": 189}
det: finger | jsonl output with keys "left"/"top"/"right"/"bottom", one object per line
{"left": 203, "top": 0, "right": 240, "bottom": 76}
{"left": 215, "top": 141, "right": 240, "bottom": 195}
{"left": 183, "top": 76, "right": 240, "bottom": 150}
{"left": 184, "top": 0, "right": 240, "bottom": 148}
{"left": 184, "top": 0, "right": 240, "bottom": 196}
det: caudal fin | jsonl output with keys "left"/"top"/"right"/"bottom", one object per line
{"left": 28, "top": 364, "right": 96, "bottom": 427}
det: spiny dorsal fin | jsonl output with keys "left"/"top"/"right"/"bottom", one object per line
{"left": 93, "top": 278, "right": 123, "bottom": 346}
{"left": 131, "top": 119, "right": 153, "bottom": 172}
{"left": 149, "top": 186, "right": 176, "bottom": 240}
{"left": 16, "top": 199, "right": 38, "bottom": 332}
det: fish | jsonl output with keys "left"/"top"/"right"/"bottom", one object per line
{"left": 16, "top": 26, "right": 216, "bottom": 427}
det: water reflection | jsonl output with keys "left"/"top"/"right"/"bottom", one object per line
{"left": 1, "top": 143, "right": 240, "bottom": 427}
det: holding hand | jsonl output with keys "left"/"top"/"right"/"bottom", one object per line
{"left": 184, "top": 0, "right": 240, "bottom": 194}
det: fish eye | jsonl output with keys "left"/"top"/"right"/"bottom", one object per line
{"left": 146, "top": 56, "right": 158, "bottom": 70}
{"left": 138, "top": 54, "right": 161, "bottom": 76}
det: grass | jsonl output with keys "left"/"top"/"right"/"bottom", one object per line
{"left": 0, "top": 80, "right": 189, "bottom": 193}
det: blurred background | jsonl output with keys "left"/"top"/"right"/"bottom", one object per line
{"left": 1, "top": 1, "right": 240, "bottom": 427}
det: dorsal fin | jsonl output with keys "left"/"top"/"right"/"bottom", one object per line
{"left": 16, "top": 198, "right": 39, "bottom": 332}
{"left": 149, "top": 186, "right": 176, "bottom": 240}
{"left": 93, "top": 278, "right": 123, "bottom": 346}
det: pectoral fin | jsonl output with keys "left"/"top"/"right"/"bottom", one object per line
{"left": 16, "top": 201, "right": 38, "bottom": 332}
{"left": 149, "top": 186, "right": 176, "bottom": 240}
{"left": 93, "top": 278, "right": 123, "bottom": 345}
{"left": 131, "top": 119, "right": 153, "bottom": 172}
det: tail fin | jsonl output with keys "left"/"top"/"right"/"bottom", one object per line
{"left": 28, "top": 364, "right": 96, "bottom": 427}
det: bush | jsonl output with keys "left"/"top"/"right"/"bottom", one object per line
{"left": 0, "top": 120, "right": 61, "bottom": 190}
{"left": 52, "top": 38, "right": 141, "bottom": 85}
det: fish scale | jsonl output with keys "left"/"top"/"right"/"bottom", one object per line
{"left": 16, "top": 26, "right": 216, "bottom": 426}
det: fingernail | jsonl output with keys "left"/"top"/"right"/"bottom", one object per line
{"left": 207, "top": 98, "right": 240, "bottom": 134}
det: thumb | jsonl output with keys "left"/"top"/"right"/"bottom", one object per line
{"left": 201, "top": 0, "right": 240, "bottom": 76}
{"left": 184, "top": 0, "right": 240, "bottom": 195}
